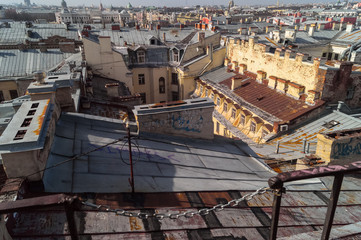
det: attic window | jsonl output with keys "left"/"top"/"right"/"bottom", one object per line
{"left": 31, "top": 103, "right": 39, "bottom": 108}
{"left": 323, "top": 120, "right": 340, "bottom": 129}
{"left": 21, "top": 118, "right": 33, "bottom": 127}
{"left": 14, "top": 130, "right": 27, "bottom": 140}
{"left": 150, "top": 39, "right": 156, "bottom": 45}
{"left": 27, "top": 109, "right": 36, "bottom": 116}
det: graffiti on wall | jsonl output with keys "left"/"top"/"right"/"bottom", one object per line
{"left": 332, "top": 138, "right": 361, "bottom": 159}
{"left": 141, "top": 110, "right": 205, "bottom": 133}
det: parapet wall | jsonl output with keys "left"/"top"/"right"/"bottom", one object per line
{"left": 133, "top": 98, "right": 215, "bottom": 139}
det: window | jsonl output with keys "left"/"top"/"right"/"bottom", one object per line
{"left": 250, "top": 121, "right": 256, "bottom": 132}
{"left": 205, "top": 89, "right": 208, "bottom": 96}
{"left": 150, "top": 39, "right": 156, "bottom": 45}
{"left": 0, "top": 91, "right": 4, "bottom": 102}
{"left": 10, "top": 90, "right": 18, "bottom": 99}
{"left": 334, "top": 53, "right": 339, "bottom": 60}
{"left": 216, "top": 98, "right": 220, "bottom": 106}
{"left": 223, "top": 102, "right": 228, "bottom": 112}
{"left": 327, "top": 52, "right": 332, "bottom": 60}
{"left": 322, "top": 52, "right": 327, "bottom": 57}
{"left": 159, "top": 77, "right": 165, "bottom": 93}
{"left": 240, "top": 114, "right": 245, "bottom": 126}
{"left": 211, "top": 93, "right": 214, "bottom": 99}
{"left": 137, "top": 51, "right": 145, "bottom": 63}
{"left": 216, "top": 121, "right": 220, "bottom": 133}
{"left": 172, "top": 49, "right": 179, "bottom": 62}
{"left": 200, "top": 86, "right": 203, "bottom": 93}
{"left": 139, "top": 92, "right": 146, "bottom": 103}
{"left": 138, "top": 74, "right": 145, "bottom": 85}
{"left": 262, "top": 129, "right": 268, "bottom": 138}
{"left": 171, "top": 73, "right": 178, "bottom": 85}
{"left": 172, "top": 91, "right": 179, "bottom": 101}
{"left": 231, "top": 108, "right": 236, "bottom": 119}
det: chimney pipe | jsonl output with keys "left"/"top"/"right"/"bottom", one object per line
{"left": 163, "top": 32, "right": 166, "bottom": 42}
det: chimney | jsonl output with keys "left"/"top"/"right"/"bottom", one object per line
{"left": 346, "top": 23, "right": 354, "bottom": 33}
{"left": 231, "top": 77, "right": 243, "bottom": 90}
{"left": 239, "top": 64, "right": 247, "bottom": 74}
{"left": 136, "top": 25, "right": 140, "bottom": 30}
{"left": 308, "top": 24, "right": 315, "bottom": 36}
{"left": 198, "top": 32, "right": 205, "bottom": 42}
{"left": 163, "top": 32, "right": 166, "bottom": 42}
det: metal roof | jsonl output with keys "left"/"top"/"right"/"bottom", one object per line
{"left": 334, "top": 29, "right": 361, "bottom": 44}
{"left": 96, "top": 28, "right": 214, "bottom": 46}
{"left": 43, "top": 112, "right": 275, "bottom": 193}
{"left": 0, "top": 23, "right": 79, "bottom": 44}
{"left": 6, "top": 174, "right": 361, "bottom": 239}
{"left": 273, "top": 110, "right": 361, "bottom": 145}
{"left": 0, "top": 49, "right": 74, "bottom": 78}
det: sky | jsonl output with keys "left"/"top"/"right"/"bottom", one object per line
{"left": 0, "top": 0, "right": 338, "bottom": 8}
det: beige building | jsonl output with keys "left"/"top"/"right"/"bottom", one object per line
{"left": 194, "top": 35, "right": 361, "bottom": 143}
{"left": 83, "top": 28, "right": 225, "bottom": 104}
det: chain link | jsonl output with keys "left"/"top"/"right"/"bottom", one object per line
{"left": 81, "top": 187, "right": 271, "bottom": 220}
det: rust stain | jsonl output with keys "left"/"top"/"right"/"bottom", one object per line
{"left": 33, "top": 99, "right": 49, "bottom": 136}
{"left": 129, "top": 217, "right": 142, "bottom": 231}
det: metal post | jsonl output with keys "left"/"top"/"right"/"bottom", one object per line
{"left": 127, "top": 126, "right": 135, "bottom": 194}
{"left": 321, "top": 174, "right": 344, "bottom": 240}
{"left": 302, "top": 139, "right": 307, "bottom": 153}
{"left": 64, "top": 201, "right": 78, "bottom": 240}
{"left": 270, "top": 187, "right": 284, "bottom": 240}
{"left": 306, "top": 142, "right": 311, "bottom": 154}
{"left": 275, "top": 141, "right": 280, "bottom": 154}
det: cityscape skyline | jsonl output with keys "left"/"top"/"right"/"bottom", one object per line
{"left": 0, "top": 0, "right": 343, "bottom": 8}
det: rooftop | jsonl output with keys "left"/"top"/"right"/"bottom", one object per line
{"left": 0, "top": 49, "right": 75, "bottom": 78}
{"left": 43, "top": 112, "right": 275, "bottom": 193}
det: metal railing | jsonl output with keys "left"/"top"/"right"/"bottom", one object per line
{"left": 268, "top": 160, "right": 361, "bottom": 240}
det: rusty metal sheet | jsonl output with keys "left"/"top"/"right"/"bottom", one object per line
{"left": 79, "top": 211, "right": 145, "bottom": 233}
{"left": 198, "top": 192, "right": 233, "bottom": 207}
{"left": 277, "top": 226, "right": 322, "bottom": 238}
{"left": 95, "top": 192, "right": 191, "bottom": 209}
{"left": 89, "top": 233, "right": 152, "bottom": 240}
{"left": 11, "top": 211, "right": 69, "bottom": 236}
{"left": 215, "top": 208, "right": 264, "bottom": 227}
{"left": 211, "top": 228, "right": 265, "bottom": 240}
{"left": 157, "top": 208, "right": 207, "bottom": 230}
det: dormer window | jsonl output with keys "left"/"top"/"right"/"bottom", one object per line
{"left": 150, "top": 39, "right": 156, "bottom": 45}
{"left": 223, "top": 102, "right": 228, "bottom": 112}
{"left": 173, "top": 49, "right": 179, "bottom": 62}
{"left": 137, "top": 51, "right": 145, "bottom": 63}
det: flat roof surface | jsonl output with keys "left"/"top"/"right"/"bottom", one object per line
{"left": 0, "top": 99, "right": 51, "bottom": 152}
{"left": 43, "top": 112, "right": 276, "bottom": 193}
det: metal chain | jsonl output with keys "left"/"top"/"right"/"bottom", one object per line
{"left": 81, "top": 186, "right": 271, "bottom": 220}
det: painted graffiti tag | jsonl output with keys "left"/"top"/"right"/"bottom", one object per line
{"left": 333, "top": 139, "right": 361, "bottom": 159}
{"left": 171, "top": 114, "right": 203, "bottom": 133}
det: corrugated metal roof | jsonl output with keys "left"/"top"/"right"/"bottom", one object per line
{"left": 0, "top": 49, "right": 74, "bottom": 77}
{"left": 334, "top": 29, "right": 361, "bottom": 44}
{"left": 200, "top": 66, "right": 237, "bottom": 83}
{"left": 0, "top": 23, "right": 79, "bottom": 44}
{"left": 96, "top": 28, "right": 214, "bottom": 46}
{"left": 274, "top": 110, "right": 361, "bottom": 144}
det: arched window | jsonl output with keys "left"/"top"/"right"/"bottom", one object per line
{"left": 159, "top": 77, "right": 165, "bottom": 93}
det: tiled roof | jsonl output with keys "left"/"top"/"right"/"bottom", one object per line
{"left": 219, "top": 72, "right": 324, "bottom": 122}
